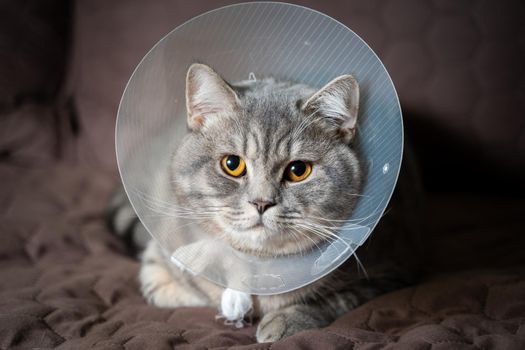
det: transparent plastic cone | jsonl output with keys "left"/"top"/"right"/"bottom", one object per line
{"left": 116, "top": 2, "right": 403, "bottom": 295}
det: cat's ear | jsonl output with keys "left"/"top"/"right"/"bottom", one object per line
{"left": 301, "top": 75, "right": 359, "bottom": 143}
{"left": 185, "top": 63, "right": 240, "bottom": 131}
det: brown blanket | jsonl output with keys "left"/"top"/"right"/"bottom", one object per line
{"left": 2, "top": 1, "right": 525, "bottom": 348}
{"left": 1, "top": 129, "right": 524, "bottom": 348}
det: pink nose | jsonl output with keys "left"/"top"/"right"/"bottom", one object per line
{"left": 249, "top": 200, "right": 276, "bottom": 214}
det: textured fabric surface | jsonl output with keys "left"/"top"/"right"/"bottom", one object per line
{"left": 0, "top": 155, "right": 524, "bottom": 349}
{"left": 2, "top": 0, "right": 525, "bottom": 349}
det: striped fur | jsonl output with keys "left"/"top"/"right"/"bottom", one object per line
{"left": 107, "top": 64, "right": 421, "bottom": 342}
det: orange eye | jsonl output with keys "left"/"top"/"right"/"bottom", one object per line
{"left": 221, "top": 155, "right": 246, "bottom": 177}
{"left": 285, "top": 161, "right": 312, "bottom": 182}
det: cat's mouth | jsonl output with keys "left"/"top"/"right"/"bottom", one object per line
{"left": 225, "top": 224, "right": 320, "bottom": 257}
{"left": 249, "top": 218, "right": 265, "bottom": 229}
{"left": 217, "top": 213, "right": 323, "bottom": 256}
{"left": 246, "top": 216, "right": 283, "bottom": 233}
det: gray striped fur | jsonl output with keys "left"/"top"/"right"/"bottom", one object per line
{"left": 107, "top": 63, "right": 421, "bottom": 343}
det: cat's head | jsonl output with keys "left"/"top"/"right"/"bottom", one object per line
{"left": 171, "top": 63, "right": 362, "bottom": 256}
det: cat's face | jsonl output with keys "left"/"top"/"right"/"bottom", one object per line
{"left": 171, "top": 64, "right": 362, "bottom": 256}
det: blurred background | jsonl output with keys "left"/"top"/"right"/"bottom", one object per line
{"left": 1, "top": 1, "right": 525, "bottom": 348}
{"left": 1, "top": 0, "right": 524, "bottom": 276}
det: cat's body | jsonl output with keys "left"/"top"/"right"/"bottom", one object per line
{"left": 109, "top": 64, "right": 422, "bottom": 342}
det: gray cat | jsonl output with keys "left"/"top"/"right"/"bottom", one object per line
{"left": 109, "top": 63, "right": 421, "bottom": 342}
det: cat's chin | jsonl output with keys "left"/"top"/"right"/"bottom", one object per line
{"left": 222, "top": 225, "right": 321, "bottom": 257}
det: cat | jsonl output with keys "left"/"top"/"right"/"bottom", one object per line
{"left": 108, "top": 63, "right": 422, "bottom": 342}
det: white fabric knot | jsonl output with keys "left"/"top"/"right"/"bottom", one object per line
{"left": 218, "top": 288, "right": 252, "bottom": 328}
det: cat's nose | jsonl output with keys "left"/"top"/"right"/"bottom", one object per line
{"left": 249, "top": 199, "right": 276, "bottom": 214}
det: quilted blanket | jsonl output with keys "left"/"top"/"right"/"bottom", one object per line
{"left": 1, "top": 106, "right": 525, "bottom": 349}
{"left": 2, "top": 0, "right": 525, "bottom": 348}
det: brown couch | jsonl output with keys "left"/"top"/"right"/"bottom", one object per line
{"left": 1, "top": 1, "right": 525, "bottom": 349}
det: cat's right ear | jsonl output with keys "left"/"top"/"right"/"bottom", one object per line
{"left": 185, "top": 63, "right": 240, "bottom": 131}
{"left": 301, "top": 75, "right": 359, "bottom": 143}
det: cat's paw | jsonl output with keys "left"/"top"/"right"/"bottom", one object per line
{"left": 256, "top": 305, "right": 324, "bottom": 343}
{"left": 139, "top": 242, "right": 210, "bottom": 308}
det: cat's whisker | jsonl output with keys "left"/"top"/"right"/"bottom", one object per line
{"left": 142, "top": 212, "right": 218, "bottom": 220}
{"left": 142, "top": 201, "right": 200, "bottom": 214}
{"left": 290, "top": 227, "right": 323, "bottom": 252}
{"left": 141, "top": 210, "right": 218, "bottom": 217}
{"left": 159, "top": 217, "right": 213, "bottom": 234}
{"left": 305, "top": 213, "right": 367, "bottom": 223}
{"left": 299, "top": 221, "right": 370, "bottom": 278}
{"left": 301, "top": 224, "right": 345, "bottom": 245}
{"left": 275, "top": 215, "right": 302, "bottom": 220}
{"left": 143, "top": 202, "right": 220, "bottom": 216}
{"left": 294, "top": 228, "right": 319, "bottom": 255}
{"left": 133, "top": 189, "right": 221, "bottom": 215}
{"left": 295, "top": 223, "right": 338, "bottom": 243}
{"left": 290, "top": 109, "right": 313, "bottom": 140}
{"left": 132, "top": 189, "right": 226, "bottom": 218}
{"left": 288, "top": 227, "right": 313, "bottom": 256}
{"left": 141, "top": 202, "right": 221, "bottom": 218}
{"left": 134, "top": 193, "right": 197, "bottom": 214}
{"left": 299, "top": 228, "right": 337, "bottom": 242}
{"left": 139, "top": 214, "right": 215, "bottom": 220}
{"left": 304, "top": 210, "right": 356, "bottom": 223}
{"left": 352, "top": 251, "right": 369, "bottom": 280}
{"left": 300, "top": 219, "right": 340, "bottom": 232}
{"left": 290, "top": 108, "right": 322, "bottom": 141}
{"left": 299, "top": 225, "right": 370, "bottom": 278}
{"left": 286, "top": 229, "right": 302, "bottom": 254}
{"left": 130, "top": 187, "right": 184, "bottom": 207}
{"left": 301, "top": 221, "right": 339, "bottom": 230}
{"left": 306, "top": 200, "right": 384, "bottom": 226}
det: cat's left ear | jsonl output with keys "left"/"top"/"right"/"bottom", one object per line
{"left": 185, "top": 63, "right": 240, "bottom": 131}
{"left": 301, "top": 75, "right": 359, "bottom": 143}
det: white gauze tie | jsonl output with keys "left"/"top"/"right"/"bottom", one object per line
{"left": 219, "top": 288, "right": 252, "bottom": 328}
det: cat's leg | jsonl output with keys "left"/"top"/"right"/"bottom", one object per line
{"left": 256, "top": 276, "right": 408, "bottom": 342}
{"left": 256, "top": 303, "right": 332, "bottom": 342}
{"left": 139, "top": 240, "right": 215, "bottom": 308}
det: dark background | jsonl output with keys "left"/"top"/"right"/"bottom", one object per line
{"left": 1, "top": 1, "right": 525, "bottom": 349}
{"left": 2, "top": 0, "right": 525, "bottom": 194}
